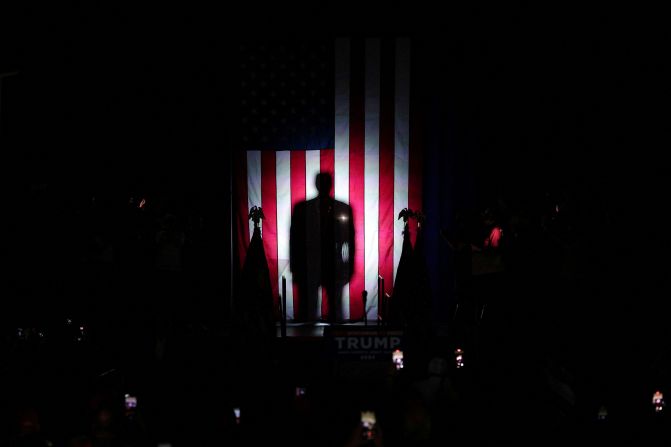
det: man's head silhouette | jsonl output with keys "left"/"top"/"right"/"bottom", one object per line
{"left": 316, "top": 172, "right": 332, "bottom": 197}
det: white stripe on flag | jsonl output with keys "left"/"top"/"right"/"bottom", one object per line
{"left": 305, "top": 150, "right": 322, "bottom": 319}
{"left": 276, "top": 151, "right": 293, "bottom": 319}
{"left": 247, "top": 150, "right": 262, "bottom": 241}
{"left": 393, "top": 39, "right": 410, "bottom": 282}
{"left": 305, "top": 150, "right": 321, "bottom": 200}
{"left": 364, "top": 38, "right": 380, "bottom": 321}
{"left": 335, "top": 38, "right": 351, "bottom": 320}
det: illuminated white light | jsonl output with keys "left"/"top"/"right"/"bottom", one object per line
{"left": 652, "top": 391, "right": 664, "bottom": 404}
{"left": 653, "top": 391, "right": 665, "bottom": 412}
{"left": 341, "top": 242, "right": 349, "bottom": 263}
{"left": 339, "top": 214, "right": 348, "bottom": 221}
{"left": 361, "top": 411, "right": 376, "bottom": 427}
{"left": 392, "top": 349, "right": 404, "bottom": 370}
{"left": 125, "top": 395, "right": 137, "bottom": 409}
{"left": 455, "top": 348, "right": 464, "bottom": 368}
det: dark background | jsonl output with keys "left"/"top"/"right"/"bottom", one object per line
{"left": 1, "top": 1, "right": 668, "bottom": 335}
{"left": 1, "top": 2, "right": 668, "bottom": 342}
{"left": 0, "top": 3, "right": 669, "bottom": 442}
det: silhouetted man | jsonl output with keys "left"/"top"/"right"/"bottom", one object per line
{"left": 290, "top": 173, "right": 354, "bottom": 323}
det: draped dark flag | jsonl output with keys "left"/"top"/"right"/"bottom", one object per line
{"left": 409, "top": 220, "right": 432, "bottom": 330}
{"left": 237, "top": 226, "right": 275, "bottom": 337}
{"left": 390, "top": 219, "right": 414, "bottom": 325}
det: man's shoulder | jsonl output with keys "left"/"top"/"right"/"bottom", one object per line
{"left": 293, "top": 200, "right": 308, "bottom": 213}
{"left": 333, "top": 199, "right": 352, "bottom": 213}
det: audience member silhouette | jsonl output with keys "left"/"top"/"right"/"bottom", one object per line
{"left": 290, "top": 173, "right": 354, "bottom": 323}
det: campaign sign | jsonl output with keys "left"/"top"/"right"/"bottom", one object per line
{"left": 328, "top": 328, "right": 403, "bottom": 361}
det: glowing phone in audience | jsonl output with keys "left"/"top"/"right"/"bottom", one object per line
{"left": 234, "top": 407, "right": 241, "bottom": 424}
{"left": 361, "top": 410, "right": 376, "bottom": 440}
{"left": 392, "top": 349, "right": 404, "bottom": 370}
{"left": 455, "top": 348, "right": 464, "bottom": 369}
{"left": 124, "top": 394, "right": 137, "bottom": 410}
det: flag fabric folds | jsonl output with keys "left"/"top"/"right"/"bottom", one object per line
{"left": 234, "top": 38, "right": 422, "bottom": 322}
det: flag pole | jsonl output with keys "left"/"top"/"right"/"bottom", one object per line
{"left": 385, "top": 293, "right": 391, "bottom": 327}
{"left": 378, "top": 275, "right": 384, "bottom": 326}
{"left": 362, "top": 290, "right": 368, "bottom": 326}
{"left": 281, "top": 276, "right": 287, "bottom": 337}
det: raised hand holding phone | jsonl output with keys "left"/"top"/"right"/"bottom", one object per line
{"left": 343, "top": 416, "right": 383, "bottom": 447}
{"left": 124, "top": 394, "right": 137, "bottom": 410}
{"left": 361, "top": 411, "right": 376, "bottom": 441}
{"left": 392, "top": 350, "right": 404, "bottom": 370}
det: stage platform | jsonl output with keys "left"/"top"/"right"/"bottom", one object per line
{"left": 274, "top": 321, "right": 451, "bottom": 338}
{"left": 269, "top": 322, "right": 411, "bottom": 381}
{"left": 275, "top": 321, "right": 372, "bottom": 337}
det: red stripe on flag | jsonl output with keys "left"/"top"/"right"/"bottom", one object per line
{"left": 320, "top": 148, "right": 335, "bottom": 317}
{"left": 408, "top": 46, "right": 422, "bottom": 247}
{"left": 290, "top": 150, "right": 306, "bottom": 320}
{"left": 349, "top": 41, "right": 365, "bottom": 320}
{"left": 379, "top": 40, "right": 395, "bottom": 300}
{"left": 234, "top": 150, "right": 249, "bottom": 272}
{"left": 261, "top": 151, "right": 279, "bottom": 311}
{"left": 408, "top": 148, "right": 422, "bottom": 246}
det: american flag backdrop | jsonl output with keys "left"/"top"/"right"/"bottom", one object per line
{"left": 234, "top": 38, "right": 422, "bottom": 322}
